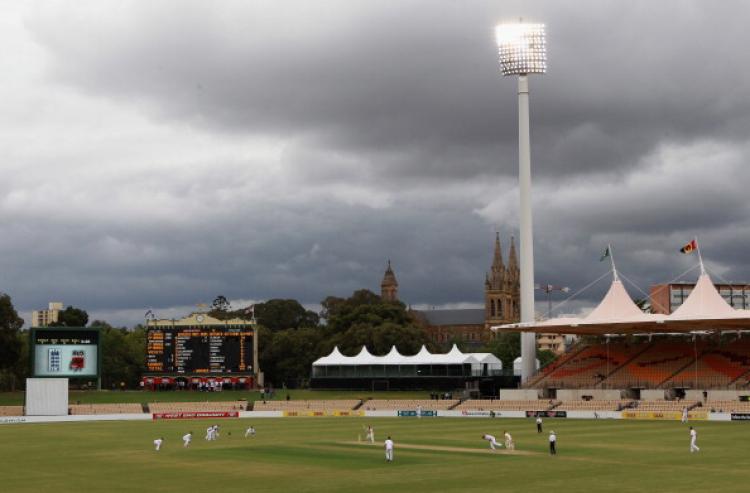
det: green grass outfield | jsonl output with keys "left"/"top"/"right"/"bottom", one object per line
{"left": 0, "top": 390, "right": 431, "bottom": 406}
{"left": 0, "top": 417, "right": 748, "bottom": 493}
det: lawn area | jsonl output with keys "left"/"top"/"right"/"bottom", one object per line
{"left": 0, "top": 417, "right": 748, "bottom": 493}
{"left": 0, "top": 389, "right": 433, "bottom": 406}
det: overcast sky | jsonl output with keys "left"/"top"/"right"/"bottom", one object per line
{"left": 2, "top": 0, "right": 749, "bottom": 327}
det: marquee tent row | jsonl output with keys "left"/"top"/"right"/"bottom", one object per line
{"left": 311, "top": 344, "right": 503, "bottom": 378}
{"left": 493, "top": 271, "right": 750, "bottom": 336}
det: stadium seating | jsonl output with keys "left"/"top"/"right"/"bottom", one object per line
{"left": 251, "top": 400, "right": 359, "bottom": 412}
{"left": 362, "top": 399, "right": 458, "bottom": 411}
{"left": 555, "top": 400, "right": 633, "bottom": 411}
{"left": 0, "top": 406, "right": 24, "bottom": 416}
{"left": 703, "top": 400, "right": 750, "bottom": 413}
{"left": 454, "top": 400, "right": 556, "bottom": 411}
{"left": 665, "top": 340, "right": 750, "bottom": 389}
{"left": 634, "top": 400, "right": 698, "bottom": 412}
{"left": 534, "top": 342, "right": 649, "bottom": 389}
{"left": 148, "top": 401, "right": 247, "bottom": 413}
{"left": 69, "top": 403, "right": 144, "bottom": 415}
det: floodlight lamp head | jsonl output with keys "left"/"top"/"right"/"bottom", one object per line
{"left": 495, "top": 23, "right": 546, "bottom": 76}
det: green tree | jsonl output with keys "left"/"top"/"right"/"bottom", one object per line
{"left": 259, "top": 327, "right": 324, "bottom": 387}
{"left": 212, "top": 295, "right": 231, "bottom": 313}
{"left": 0, "top": 294, "right": 24, "bottom": 390}
{"left": 93, "top": 321, "right": 146, "bottom": 389}
{"left": 483, "top": 331, "right": 521, "bottom": 370}
{"left": 49, "top": 306, "right": 89, "bottom": 327}
{"left": 254, "top": 299, "right": 319, "bottom": 331}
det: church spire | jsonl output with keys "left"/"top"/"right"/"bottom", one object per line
{"left": 381, "top": 259, "right": 399, "bottom": 302}
{"left": 508, "top": 235, "right": 518, "bottom": 273}
{"left": 492, "top": 232, "right": 504, "bottom": 270}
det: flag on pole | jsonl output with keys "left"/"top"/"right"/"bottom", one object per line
{"left": 599, "top": 246, "right": 611, "bottom": 262}
{"left": 680, "top": 239, "right": 698, "bottom": 254}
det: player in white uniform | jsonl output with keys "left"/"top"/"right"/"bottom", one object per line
{"left": 504, "top": 431, "right": 515, "bottom": 450}
{"left": 245, "top": 425, "right": 256, "bottom": 438}
{"left": 482, "top": 434, "right": 502, "bottom": 451}
{"left": 366, "top": 425, "right": 375, "bottom": 444}
{"left": 213, "top": 425, "right": 220, "bottom": 440}
{"left": 689, "top": 427, "right": 700, "bottom": 453}
{"left": 154, "top": 437, "right": 164, "bottom": 451}
{"left": 416, "top": 405, "right": 422, "bottom": 418}
{"left": 205, "top": 426, "right": 213, "bottom": 441}
{"left": 681, "top": 407, "right": 689, "bottom": 423}
{"left": 384, "top": 436, "right": 394, "bottom": 462}
{"left": 183, "top": 432, "right": 192, "bottom": 448}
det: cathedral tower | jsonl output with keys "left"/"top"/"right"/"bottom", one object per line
{"left": 485, "top": 233, "right": 520, "bottom": 328}
{"left": 381, "top": 260, "right": 399, "bottom": 302}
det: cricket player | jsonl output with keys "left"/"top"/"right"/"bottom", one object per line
{"left": 213, "top": 425, "right": 220, "bottom": 440}
{"left": 183, "top": 432, "right": 192, "bottom": 448}
{"left": 549, "top": 431, "right": 557, "bottom": 455}
{"left": 416, "top": 405, "right": 422, "bottom": 419}
{"left": 504, "top": 431, "right": 514, "bottom": 450}
{"left": 384, "top": 436, "right": 394, "bottom": 462}
{"left": 154, "top": 437, "right": 164, "bottom": 451}
{"left": 536, "top": 416, "right": 543, "bottom": 433}
{"left": 245, "top": 425, "right": 256, "bottom": 438}
{"left": 366, "top": 425, "right": 375, "bottom": 444}
{"left": 205, "top": 426, "right": 213, "bottom": 441}
{"left": 681, "top": 407, "right": 689, "bottom": 424}
{"left": 689, "top": 427, "right": 700, "bottom": 453}
{"left": 482, "top": 434, "right": 502, "bottom": 451}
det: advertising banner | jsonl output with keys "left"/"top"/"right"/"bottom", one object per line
{"left": 621, "top": 411, "right": 707, "bottom": 421}
{"left": 397, "top": 410, "right": 438, "bottom": 417}
{"left": 730, "top": 413, "right": 750, "bottom": 421}
{"left": 525, "top": 410, "right": 567, "bottom": 418}
{"left": 152, "top": 411, "right": 239, "bottom": 420}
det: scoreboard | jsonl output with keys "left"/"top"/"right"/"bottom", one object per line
{"left": 146, "top": 326, "right": 254, "bottom": 374}
{"left": 30, "top": 327, "right": 100, "bottom": 378}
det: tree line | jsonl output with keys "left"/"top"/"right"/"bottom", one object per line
{"left": 0, "top": 290, "right": 554, "bottom": 390}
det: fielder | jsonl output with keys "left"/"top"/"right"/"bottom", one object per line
{"left": 549, "top": 431, "right": 557, "bottom": 455}
{"left": 205, "top": 426, "right": 213, "bottom": 441}
{"left": 504, "top": 431, "right": 515, "bottom": 450}
{"left": 482, "top": 434, "right": 502, "bottom": 451}
{"left": 416, "top": 405, "right": 422, "bottom": 419}
{"left": 384, "top": 436, "right": 394, "bottom": 462}
{"left": 681, "top": 407, "right": 689, "bottom": 424}
{"left": 689, "top": 427, "right": 700, "bottom": 453}
{"left": 154, "top": 437, "right": 164, "bottom": 451}
{"left": 245, "top": 425, "right": 256, "bottom": 438}
{"left": 366, "top": 425, "right": 375, "bottom": 444}
{"left": 536, "top": 416, "right": 543, "bottom": 433}
{"left": 183, "top": 431, "right": 192, "bottom": 448}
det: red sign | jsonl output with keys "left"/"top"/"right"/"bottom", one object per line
{"left": 152, "top": 411, "right": 239, "bottom": 420}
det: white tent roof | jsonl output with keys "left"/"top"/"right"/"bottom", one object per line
{"left": 493, "top": 271, "right": 750, "bottom": 335}
{"left": 584, "top": 279, "right": 644, "bottom": 323}
{"left": 312, "top": 344, "right": 501, "bottom": 367}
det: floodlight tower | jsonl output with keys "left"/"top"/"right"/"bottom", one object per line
{"left": 495, "top": 23, "right": 546, "bottom": 382}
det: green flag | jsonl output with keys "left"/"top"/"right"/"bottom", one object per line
{"left": 600, "top": 246, "right": 610, "bottom": 262}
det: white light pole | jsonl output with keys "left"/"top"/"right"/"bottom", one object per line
{"left": 495, "top": 23, "right": 546, "bottom": 382}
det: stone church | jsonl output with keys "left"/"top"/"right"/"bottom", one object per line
{"left": 381, "top": 233, "right": 520, "bottom": 349}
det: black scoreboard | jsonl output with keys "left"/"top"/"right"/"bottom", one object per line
{"left": 146, "top": 326, "right": 254, "bottom": 374}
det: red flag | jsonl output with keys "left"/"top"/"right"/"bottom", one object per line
{"left": 680, "top": 239, "right": 698, "bottom": 254}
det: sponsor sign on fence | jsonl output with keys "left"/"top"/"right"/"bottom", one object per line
{"left": 621, "top": 411, "right": 707, "bottom": 421}
{"left": 282, "top": 410, "right": 364, "bottom": 417}
{"left": 525, "top": 410, "right": 567, "bottom": 418}
{"left": 152, "top": 411, "right": 239, "bottom": 420}
{"left": 397, "top": 410, "right": 437, "bottom": 417}
{"left": 730, "top": 413, "right": 750, "bottom": 421}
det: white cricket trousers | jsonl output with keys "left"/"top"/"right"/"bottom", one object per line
{"left": 385, "top": 449, "right": 393, "bottom": 461}
{"left": 690, "top": 438, "right": 700, "bottom": 453}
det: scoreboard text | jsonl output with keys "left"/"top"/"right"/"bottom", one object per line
{"left": 146, "top": 326, "right": 254, "bottom": 374}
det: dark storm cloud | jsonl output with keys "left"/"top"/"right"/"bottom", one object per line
{"left": 26, "top": 0, "right": 750, "bottom": 185}
{"left": 1, "top": 1, "right": 749, "bottom": 327}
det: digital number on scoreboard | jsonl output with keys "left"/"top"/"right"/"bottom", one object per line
{"left": 146, "top": 327, "right": 254, "bottom": 374}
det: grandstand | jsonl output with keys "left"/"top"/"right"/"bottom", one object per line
{"left": 69, "top": 403, "right": 144, "bottom": 415}
{"left": 148, "top": 401, "right": 247, "bottom": 413}
{"left": 252, "top": 400, "right": 359, "bottom": 412}
{"left": 454, "top": 400, "right": 555, "bottom": 411}
{"left": 527, "top": 337, "right": 750, "bottom": 390}
{"left": 362, "top": 399, "right": 459, "bottom": 411}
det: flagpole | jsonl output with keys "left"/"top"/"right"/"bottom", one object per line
{"left": 608, "top": 243, "right": 619, "bottom": 281}
{"left": 695, "top": 236, "right": 705, "bottom": 275}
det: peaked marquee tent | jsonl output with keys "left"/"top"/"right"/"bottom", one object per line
{"left": 493, "top": 273, "right": 750, "bottom": 335}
